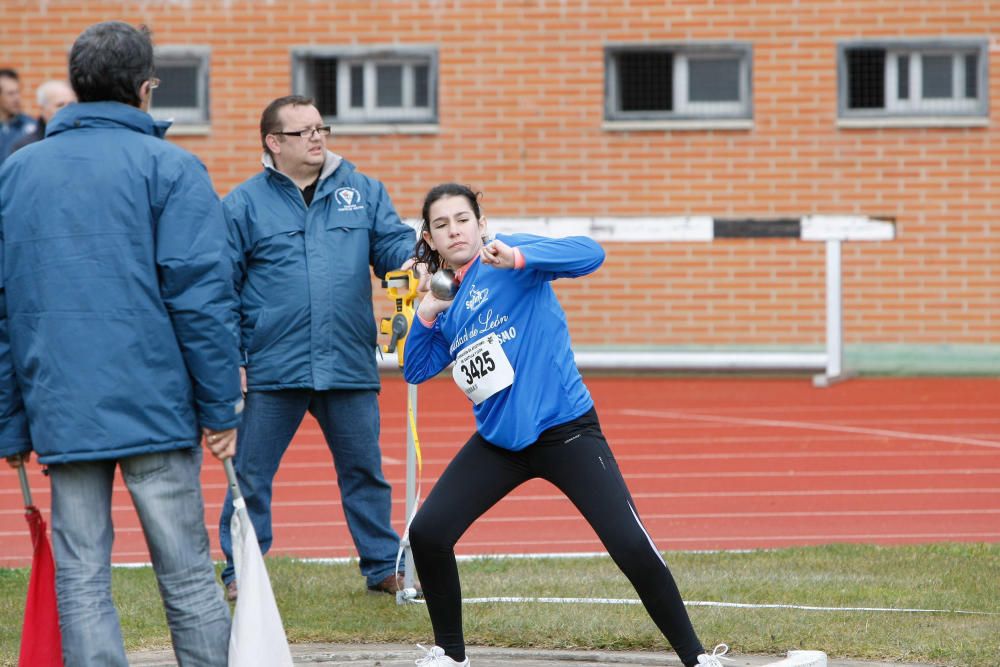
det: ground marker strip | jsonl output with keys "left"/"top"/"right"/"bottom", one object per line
{"left": 441, "top": 596, "right": 997, "bottom": 615}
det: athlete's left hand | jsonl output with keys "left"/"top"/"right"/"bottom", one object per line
{"left": 399, "top": 258, "right": 431, "bottom": 292}
{"left": 480, "top": 239, "right": 516, "bottom": 269}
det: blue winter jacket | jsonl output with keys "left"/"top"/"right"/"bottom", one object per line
{"left": 0, "top": 113, "right": 37, "bottom": 166}
{"left": 0, "top": 102, "right": 243, "bottom": 464}
{"left": 225, "top": 153, "right": 415, "bottom": 391}
{"left": 403, "top": 234, "right": 604, "bottom": 450}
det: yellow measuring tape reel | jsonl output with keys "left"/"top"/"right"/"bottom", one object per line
{"left": 380, "top": 269, "right": 418, "bottom": 368}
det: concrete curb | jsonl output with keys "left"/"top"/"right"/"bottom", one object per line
{"left": 128, "top": 642, "right": 931, "bottom": 666}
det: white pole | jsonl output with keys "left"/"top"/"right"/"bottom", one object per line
{"left": 814, "top": 239, "right": 843, "bottom": 386}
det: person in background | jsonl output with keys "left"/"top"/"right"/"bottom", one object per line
{"left": 9, "top": 79, "right": 76, "bottom": 154}
{"left": 401, "top": 183, "right": 731, "bottom": 667}
{"left": 218, "top": 94, "right": 417, "bottom": 601}
{"left": 0, "top": 69, "right": 36, "bottom": 165}
{"left": 0, "top": 21, "right": 242, "bottom": 666}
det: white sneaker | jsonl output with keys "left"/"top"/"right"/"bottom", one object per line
{"left": 697, "top": 643, "right": 734, "bottom": 667}
{"left": 414, "top": 644, "right": 470, "bottom": 666}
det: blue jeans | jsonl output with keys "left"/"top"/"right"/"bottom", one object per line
{"left": 218, "top": 389, "right": 401, "bottom": 587}
{"left": 49, "top": 447, "right": 230, "bottom": 667}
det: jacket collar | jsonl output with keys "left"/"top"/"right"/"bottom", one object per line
{"left": 261, "top": 149, "right": 345, "bottom": 182}
{"left": 47, "top": 101, "right": 171, "bottom": 139}
{"left": 261, "top": 150, "right": 349, "bottom": 200}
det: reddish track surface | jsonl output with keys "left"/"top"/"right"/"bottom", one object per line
{"left": 2, "top": 377, "right": 998, "bottom": 567}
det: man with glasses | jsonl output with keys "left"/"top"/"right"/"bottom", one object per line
{"left": 218, "top": 95, "right": 417, "bottom": 601}
{"left": 0, "top": 21, "right": 241, "bottom": 666}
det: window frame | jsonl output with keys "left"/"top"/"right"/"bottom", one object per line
{"left": 292, "top": 46, "right": 438, "bottom": 126}
{"left": 604, "top": 42, "right": 753, "bottom": 123}
{"left": 838, "top": 38, "right": 988, "bottom": 121}
{"left": 150, "top": 46, "right": 211, "bottom": 127}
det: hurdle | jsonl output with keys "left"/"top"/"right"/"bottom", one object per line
{"left": 379, "top": 215, "right": 895, "bottom": 387}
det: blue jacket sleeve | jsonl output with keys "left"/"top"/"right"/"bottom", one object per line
{"left": 369, "top": 180, "right": 416, "bottom": 279}
{"left": 222, "top": 193, "right": 250, "bottom": 366}
{"left": 402, "top": 315, "right": 453, "bottom": 385}
{"left": 0, "top": 225, "right": 30, "bottom": 457}
{"left": 505, "top": 234, "right": 605, "bottom": 279}
{"left": 156, "top": 156, "right": 243, "bottom": 431}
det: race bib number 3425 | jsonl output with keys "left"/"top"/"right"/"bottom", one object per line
{"left": 452, "top": 333, "right": 514, "bottom": 404}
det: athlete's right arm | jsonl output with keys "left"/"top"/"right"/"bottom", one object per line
{"left": 402, "top": 313, "right": 453, "bottom": 384}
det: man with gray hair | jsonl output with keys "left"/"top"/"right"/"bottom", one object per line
{"left": 9, "top": 79, "right": 76, "bottom": 154}
{"left": 0, "top": 21, "right": 241, "bottom": 666}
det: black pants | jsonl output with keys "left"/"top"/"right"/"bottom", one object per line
{"left": 409, "top": 408, "right": 706, "bottom": 666}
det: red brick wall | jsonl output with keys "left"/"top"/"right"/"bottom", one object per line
{"left": 3, "top": 1, "right": 996, "bottom": 347}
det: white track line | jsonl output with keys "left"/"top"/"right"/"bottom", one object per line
{"left": 452, "top": 597, "right": 998, "bottom": 616}
{"left": 5, "top": 507, "right": 999, "bottom": 533}
{"left": 612, "top": 450, "right": 1000, "bottom": 461}
{"left": 201, "top": 448, "right": 1000, "bottom": 469}
{"left": 617, "top": 401, "right": 998, "bottom": 416}
{"left": 618, "top": 467, "right": 1000, "bottom": 479}
{"left": 447, "top": 532, "right": 1000, "bottom": 545}
{"left": 486, "top": 508, "right": 1000, "bottom": 521}
{"left": 622, "top": 408, "right": 1000, "bottom": 449}
{"left": 604, "top": 434, "right": 1000, "bottom": 446}
{"left": 4, "top": 530, "right": 1000, "bottom": 565}
{"left": 4, "top": 485, "right": 999, "bottom": 510}
{"left": 592, "top": 420, "right": 1000, "bottom": 436}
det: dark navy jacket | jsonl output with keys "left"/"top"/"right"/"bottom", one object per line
{"left": 0, "top": 113, "right": 37, "bottom": 165}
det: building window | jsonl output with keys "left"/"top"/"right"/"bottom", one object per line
{"left": 150, "top": 47, "right": 210, "bottom": 125}
{"left": 839, "top": 39, "right": 988, "bottom": 119}
{"left": 605, "top": 43, "right": 752, "bottom": 121}
{"left": 293, "top": 47, "right": 437, "bottom": 124}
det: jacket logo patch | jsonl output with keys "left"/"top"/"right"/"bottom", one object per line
{"left": 464, "top": 284, "right": 489, "bottom": 311}
{"left": 335, "top": 187, "right": 365, "bottom": 212}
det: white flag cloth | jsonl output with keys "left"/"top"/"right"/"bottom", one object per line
{"left": 228, "top": 496, "right": 294, "bottom": 667}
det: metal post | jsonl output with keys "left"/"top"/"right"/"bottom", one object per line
{"left": 401, "top": 382, "right": 417, "bottom": 592}
{"left": 223, "top": 458, "right": 242, "bottom": 504}
{"left": 814, "top": 239, "right": 844, "bottom": 387}
{"left": 18, "top": 464, "right": 32, "bottom": 507}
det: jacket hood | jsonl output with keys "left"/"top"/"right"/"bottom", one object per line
{"left": 261, "top": 149, "right": 346, "bottom": 182}
{"left": 47, "top": 101, "right": 172, "bottom": 139}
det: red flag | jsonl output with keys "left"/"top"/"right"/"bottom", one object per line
{"left": 19, "top": 505, "right": 63, "bottom": 667}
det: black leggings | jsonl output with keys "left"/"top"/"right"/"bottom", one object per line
{"left": 408, "top": 408, "right": 705, "bottom": 666}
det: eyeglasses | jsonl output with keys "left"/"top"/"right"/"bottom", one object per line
{"left": 147, "top": 77, "right": 160, "bottom": 90}
{"left": 272, "top": 125, "right": 332, "bottom": 139}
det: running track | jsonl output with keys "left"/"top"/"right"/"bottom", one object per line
{"left": 2, "top": 377, "right": 998, "bottom": 567}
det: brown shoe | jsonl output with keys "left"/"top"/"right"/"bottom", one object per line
{"left": 225, "top": 580, "right": 238, "bottom": 602}
{"left": 367, "top": 572, "right": 422, "bottom": 596}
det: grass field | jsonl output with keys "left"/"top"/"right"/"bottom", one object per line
{"left": 1, "top": 543, "right": 998, "bottom": 666}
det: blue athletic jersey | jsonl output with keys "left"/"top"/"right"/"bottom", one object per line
{"left": 403, "top": 233, "right": 605, "bottom": 450}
